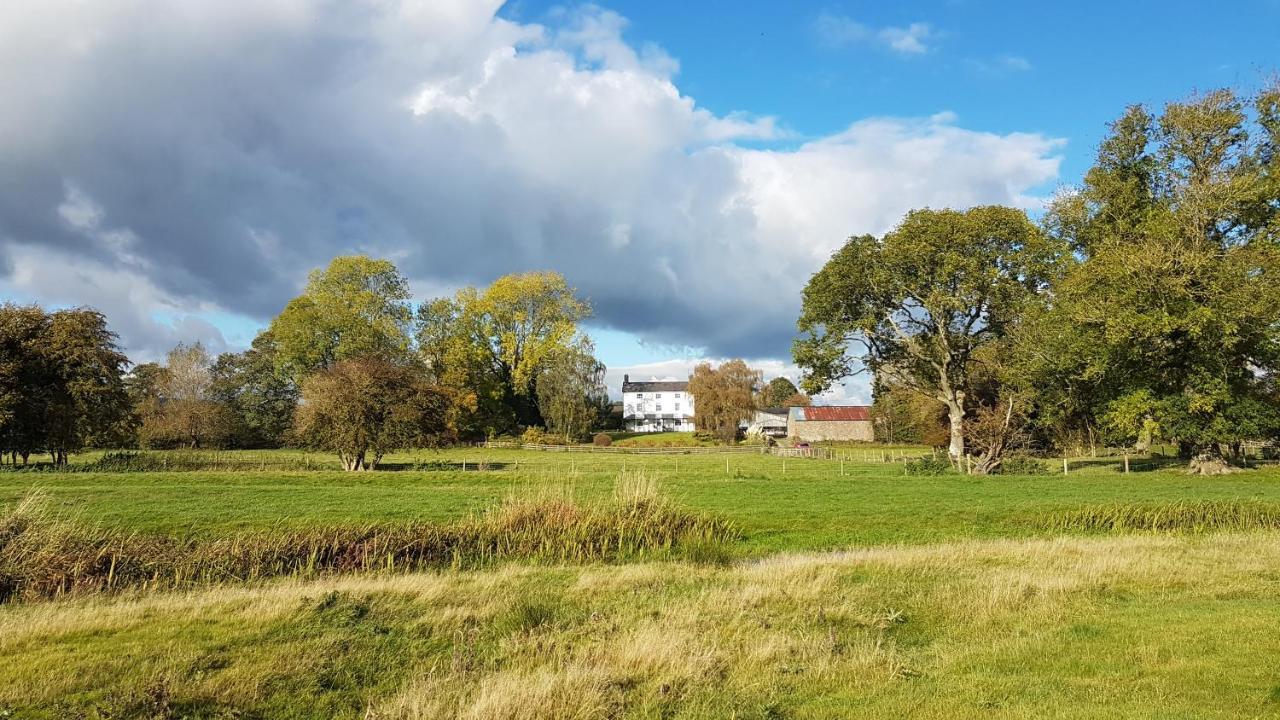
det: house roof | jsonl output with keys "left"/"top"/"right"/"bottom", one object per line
{"left": 622, "top": 379, "right": 688, "bottom": 393}
{"left": 795, "top": 405, "right": 871, "bottom": 422}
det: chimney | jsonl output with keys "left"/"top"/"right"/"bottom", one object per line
{"left": 623, "top": 374, "right": 629, "bottom": 384}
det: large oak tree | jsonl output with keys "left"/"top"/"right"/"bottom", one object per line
{"left": 794, "top": 206, "right": 1061, "bottom": 464}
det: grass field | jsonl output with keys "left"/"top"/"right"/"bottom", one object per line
{"left": 3, "top": 447, "right": 1280, "bottom": 718}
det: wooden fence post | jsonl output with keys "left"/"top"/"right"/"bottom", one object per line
{"left": 1062, "top": 458, "right": 1068, "bottom": 475}
{"left": 1124, "top": 454, "right": 1130, "bottom": 474}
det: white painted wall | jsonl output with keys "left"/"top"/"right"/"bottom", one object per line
{"left": 623, "top": 389, "right": 695, "bottom": 432}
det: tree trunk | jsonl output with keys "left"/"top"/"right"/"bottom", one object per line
{"left": 1188, "top": 447, "right": 1239, "bottom": 475}
{"left": 339, "top": 451, "right": 357, "bottom": 471}
{"left": 944, "top": 398, "right": 965, "bottom": 465}
{"left": 340, "top": 450, "right": 368, "bottom": 472}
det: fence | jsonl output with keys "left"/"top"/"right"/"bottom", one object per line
{"left": 482, "top": 441, "right": 768, "bottom": 456}
{"left": 484, "top": 440, "right": 935, "bottom": 464}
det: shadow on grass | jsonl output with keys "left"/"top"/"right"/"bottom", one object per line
{"left": 375, "top": 461, "right": 515, "bottom": 472}
{"left": 1064, "top": 455, "right": 1187, "bottom": 473}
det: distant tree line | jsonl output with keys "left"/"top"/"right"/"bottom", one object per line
{"left": 0, "top": 258, "right": 610, "bottom": 470}
{"left": 797, "top": 84, "right": 1280, "bottom": 474}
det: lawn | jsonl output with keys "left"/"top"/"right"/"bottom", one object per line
{"left": 3, "top": 447, "right": 1280, "bottom": 718}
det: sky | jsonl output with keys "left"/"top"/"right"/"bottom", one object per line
{"left": 1, "top": 0, "right": 1277, "bottom": 402}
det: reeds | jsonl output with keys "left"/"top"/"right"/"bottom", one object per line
{"left": 0, "top": 474, "right": 736, "bottom": 602}
{"left": 1042, "top": 499, "right": 1280, "bottom": 533}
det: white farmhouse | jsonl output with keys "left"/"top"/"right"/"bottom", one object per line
{"left": 621, "top": 375, "right": 696, "bottom": 432}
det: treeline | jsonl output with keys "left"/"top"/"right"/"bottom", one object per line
{"left": 1, "top": 260, "right": 610, "bottom": 469}
{"left": 799, "top": 84, "right": 1280, "bottom": 474}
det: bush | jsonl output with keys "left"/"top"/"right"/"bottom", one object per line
{"left": 521, "top": 427, "right": 566, "bottom": 445}
{"left": 903, "top": 456, "right": 954, "bottom": 476}
{"left": 89, "top": 451, "right": 168, "bottom": 472}
{"left": 592, "top": 433, "right": 612, "bottom": 447}
{"left": 996, "top": 454, "right": 1052, "bottom": 475}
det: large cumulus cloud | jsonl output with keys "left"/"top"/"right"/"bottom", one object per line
{"left": 0, "top": 0, "right": 1064, "bottom": 361}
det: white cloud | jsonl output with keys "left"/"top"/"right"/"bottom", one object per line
{"left": 815, "top": 13, "right": 935, "bottom": 55}
{"left": 0, "top": 244, "right": 230, "bottom": 362}
{"left": 878, "top": 23, "right": 933, "bottom": 55}
{"left": 968, "top": 55, "right": 1034, "bottom": 75}
{"left": 999, "top": 55, "right": 1033, "bottom": 72}
{"left": 0, "top": 1, "right": 1062, "bottom": 368}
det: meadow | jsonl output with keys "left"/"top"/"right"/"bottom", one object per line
{"left": 3, "top": 446, "right": 1280, "bottom": 718}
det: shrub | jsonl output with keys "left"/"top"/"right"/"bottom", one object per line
{"left": 521, "top": 427, "right": 549, "bottom": 445}
{"left": 903, "top": 456, "right": 954, "bottom": 476}
{"left": 520, "top": 427, "right": 571, "bottom": 446}
{"left": 592, "top": 433, "right": 612, "bottom": 447}
{"left": 996, "top": 455, "right": 1052, "bottom": 475}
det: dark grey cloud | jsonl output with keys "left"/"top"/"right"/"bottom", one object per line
{"left": 0, "top": 1, "right": 1063, "bottom": 361}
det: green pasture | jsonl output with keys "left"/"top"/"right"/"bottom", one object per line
{"left": 3, "top": 447, "right": 1277, "bottom": 552}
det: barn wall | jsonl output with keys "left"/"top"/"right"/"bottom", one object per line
{"left": 787, "top": 419, "right": 874, "bottom": 442}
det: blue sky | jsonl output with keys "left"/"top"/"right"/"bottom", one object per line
{"left": 1, "top": 0, "right": 1277, "bottom": 400}
{"left": 500, "top": 0, "right": 1278, "bottom": 182}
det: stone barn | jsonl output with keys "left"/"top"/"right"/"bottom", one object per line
{"left": 787, "top": 405, "right": 874, "bottom": 442}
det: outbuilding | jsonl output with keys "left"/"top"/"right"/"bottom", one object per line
{"left": 787, "top": 405, "right": 874, "bottom": 442}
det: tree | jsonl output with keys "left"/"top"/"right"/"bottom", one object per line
{"left": 293, "top": 358, "right": 452, "bottom": 471}
{"left": 869, "top": 376, "right": 948, "bottom": 445}
{"left": 209, "top": 332, "right": 298, "bottom": 448}
{"left": 1039, "top": 85, "right": 1280, "bottom": 473}
{"left": 535, "top": 340, "right": 608, "bottom": 441}
{"left": 42, "top": 309, "right": 132, "bottom": 464}
{"left": 417, "top": 271, "right": 591, "bottom": 435}
{"left": 758, "top": 377, "right": 809, "bottom": 408}
{"left": 795, "top": 206, "right": 1061, "bottom": 465}
{"left": 0, "top": 304, "right": 130, "bottom": 465}
{"left": 269, "top": 255, "right": 414, "bottom": 380}
{"left": 139, "top": 342, "right": 235, "bottom": 449}
{"left": 688, "top": 359, "right": 761, "bottom": 444}
{"left": 0, "top": 304, "right": 52, "bottom": 463}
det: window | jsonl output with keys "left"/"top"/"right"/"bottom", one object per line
{"left": 655, "top": 393, "right": 662, "bottom": 399}
{"left": 674, "top": 392, "right": 681, "bottom": 399}
{"left": 674, "top": 402, "right": 680, "bottom": 412}
{"left": 656, "top": 404, "right": 662, "bottom": 412}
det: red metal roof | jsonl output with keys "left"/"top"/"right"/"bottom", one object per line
{"left": 801, "top": 405, "right": 871, "bottom": 422}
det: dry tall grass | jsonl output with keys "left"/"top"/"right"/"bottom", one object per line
{"left": 1042, "top": 499, "right": 1280, "bottom": 532}
{"left": 4, "top": 532, "right": 1279, "bottom": 718}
